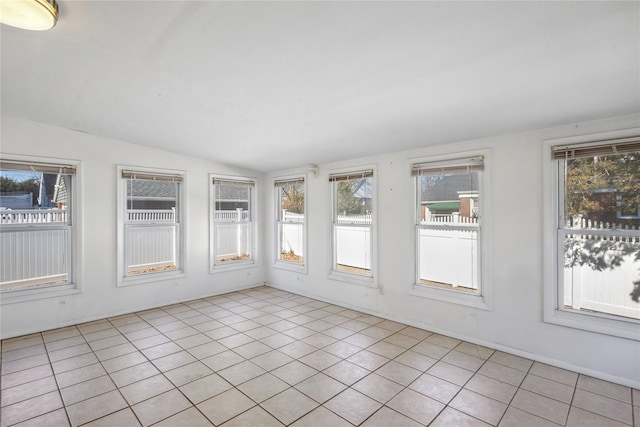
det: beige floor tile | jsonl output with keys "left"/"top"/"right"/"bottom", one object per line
{"left": 477, "top": 360, "right": 527, "bottom": 386}
{"left": 55, "top": 363, "right": 106, "bottom": 388}
{"left": 153, "top": 350, "right": 197, "bottom": 372}
{"left": 132, "top": 333, "right": 171, "bottom": 350}
{"left": 387, "top": 388, "right": 445, "bottom": 425}
{"left": 186, "top": 341, "right": 226, "bottom": 359}
{"left": 221, "top": 406, "right": 284, "bottom": 427}
{"left": 87, "top": 334, "right": 127, "bottom": 351}
{"left": 352, "top": 373, "right": 404, "bottom": 404}
{"left": 94, "top": 342, "right": 137, "bottom": 361}
{"left": 361, "top": 406, "right": 422, "bottom": 427}
{"left": 409, "top": 372, "right": 461, "bottom": 404}
{"left": 342, "top": 332, "right": 379, "bottom": 348}
{"left": 52, "top": 352, "right": 99, "bottom": 375}
{"left": 197, "top": 388, "right": 256, "bottom": 425}
{"left": 1, "top": 375, "right": 58, "bottom": 407}
{"left": 45, "top": 336, "right": 87, "bottom": 353}
{"left": 278, "top": 340, "right": 317, "bottom": 358}
{"left": 233, "top": 341, "right": 273, "bottom": 359}
{"left": 201, "top": 349, "right": 245, "bottom": 371}
{"left": 237, "top": 373, "right": 290, "bottom": 402}
{"left": 81, "top": 408, "right": 141, "bottom": 427}
{"left": 2, "top": 353, "right": 50, "bottom": 375}
{"left": 192, "top": 320, "right": 225, "bottom": 333}
{"left": 323, "top": 341, "right": 362, "bottom": 359}
{"left": 426, "top": 333, "right": 461, "bottom": 349}
{"left": 244, "top": 326, "right": 278, "bottom": 339}
{"left": 2, "top": 364, "right": 53, "bottom": 390}
{"left": 488, "top": 351, "right": 533, "bottom": 372}
{"left": 450, "top": 389, "right": 508, "bottom": 425}
{"left": 259, "top": 332, "right": 297, "bottom": 349}
{"left": 383, "top": 333, "right": 420, "bottom": 349}
{"left": 394, "top": 350, "right": 437, "bottom": 372}
{"left": 289, "top": 406, "right": 352, "bottom": 427}
{"left": 2, "top": 344, "right": 46, "bottom": 363}
{"left": 572, "top": 388, "right": 633, "bottom": 425}
{"left": 250, "top": 350, "right": 294, "bottom": 371}
{"left": 529, "top": 362, "right": 578, "bottom": 387}
{"left": 141, "top": 341, "right": 183, "bottom": 360}
{"left": 411, "top": 341, "right": 451, "bottom": 359}
{"left": 179, "top": 373, "right": 233, "bottom": 404}
{"left": 164, "top": 361, "right": 213, "bottom": 386}
{"left": 431, "top": 407, "right": 492, "bottom": 427}
{"left": 301, "top": 333, "right": 338, "bottom": 348}
{"left": 521, "top": 373, "right": 574, "bottom": 404}
{"left": 109, "top": 361, "right": 160, "bottom": 387}
{"left": 2, "top": 335, "right": 44, "bottom": 352}
{"left": 132, "top": 389, "right": 192, "bottom": 426}
{"left": 299, "top": 349, "right": 341, "bottom": 370}
{"left": 323, "top": 360, "right": 370, "bottom": 385}
{"left": 499, "top": 406, "right": 561, "bottom": 427}
{"left": 272, "top": 360, "right": 318, "bottom": 385}
{"left": 347, "top": 350, "right": 389, "bottom": 371}
{"left": 454, "top": 342, "right": 495, "bottom": 360}
{"left": 442, "top": 350, "right": 485, "bottom": 372}
{"left": 428, "top": 361, "right": 475, "bottom": 386}
{"left": 43, "top": 327, "right": 81, "bottom": 343}
{"left": 218, "top": 360, "right": 266, "bottom": 385}
{"left": 566, "top": 406, "right": 629, "bottom": 427}
{"left": 12, "top": 408, "right": 70, "bottom": 427}
{"left": 60, "top": 375, "right": 116, "bottom": 406}
{"left": 66, "top": 389, "right": 127, "bottom": 426}
{"left": 47, "top": 343, "right": 92, "bottom": 363}
{"left": 375, "top": 360, "right": 421, "bottom": 386}
{"left": 360, "top": 326, "right": 394, "bottom": 340}
{"left": 101, "top": 351, "right": 147, "bottom": 373}
{"left": 366, "top": 341, "right": 405, "bottom": 359}
{"left": 324, "top": 388, "right": 381, "bottom": 425}
{"left": 120, "top": 373, "right": 175, "bottom": 405}
{"left": 464, "top": 373, "right": 518, "bottom": 404}
{"left": 295, "top": 373, "right": 347, "bottom": 403}
{"left": 578, "top": 375, "right": 632, "bottom": 403}
{"left": 82, "top": 328, "right": 121, "bottom": 343}
{"left": 511, "top": 388, "right": 570, "bottom": 425}
{"left": 164, "top": 326, "right": 199, "bottom": 341}
{"left": 323, "top": 326, "right": 355, "bottom": 340}
{"left": 124, "top": 327, "right": 160, "bottom": 342}
{"left": 1, "top": 390, "right": 63, "bottom": 427}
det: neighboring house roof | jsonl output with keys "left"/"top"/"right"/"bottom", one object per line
{"left": 422, "top": 174, "right": 479, "bottom": 202}
{"left": 352, "top": 178, "right": 373, "bottom": 200}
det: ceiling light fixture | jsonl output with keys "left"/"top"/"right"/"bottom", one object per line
{"left": 1, "top": 0, "right": 59, "bottom": 31}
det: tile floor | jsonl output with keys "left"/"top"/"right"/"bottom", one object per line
{"left": 1, "top": 286, "right": 638, "bottom": 426}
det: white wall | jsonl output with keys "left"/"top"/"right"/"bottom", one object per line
{"left": 265, "top": 114, "right": 640, "bottom": 388}
{"left": 0, "top": 117, "right": 265, "bottom": 338}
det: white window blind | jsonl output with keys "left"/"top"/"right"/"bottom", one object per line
{"left": 122, "top": 170, "right": 183, "bottom": 182}
{"left": 328, "top": 170, "right": 373, "bottom": 182}
{"left": 411, "top": 156, "right": 484, "bottom": 176}
{"left": 1, "top": 161, "right": 76, "bottom": 175}
{"left": 552, "top": 136, "right": 640, "bottom": 160}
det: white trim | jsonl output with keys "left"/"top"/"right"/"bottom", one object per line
{"left": 543, "top": 128, "right": 640, "bottom": 340}
{"left": 116, "top": 165, "right": 186, "bottom": 287}
{"left": 408, "top": 149, "right": 491, "bottom": 311}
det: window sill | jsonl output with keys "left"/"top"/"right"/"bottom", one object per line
{"left": 1, "top": 285, "right": 80, "bottom": 305}
{"left": 328, "top": 271, "right": 376, "bottom": 288}
{"left": 544, "top": 306, "right": 640, "bottom": 341}
{"left": 118, "top": 271, "right": 186, "bottom": 287}
{"left": 410, "top": 283, "right": 491, "bottom": 311}
{"left": 274, "top": 261, "right": 307, "bottom": 274}
{"left": 210, "top": 261, "right": 257, "bottom": 274}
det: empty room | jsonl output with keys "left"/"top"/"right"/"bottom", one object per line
{"left": 1, "top": 1, "right": 639, "bottom": 426}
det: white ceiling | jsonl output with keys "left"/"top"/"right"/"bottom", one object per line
{"left": 1, "top": 1, "right": 638, "bottom": 172}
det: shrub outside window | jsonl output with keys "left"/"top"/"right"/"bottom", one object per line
{"left": 1, "top": 160, "right": 75, "bottom": 293}
{"left": 553, "top": 137, "right": 640, "bottom": 321}
{"left": 413, "top": 157, "right": 483, "bottom": 294}
{"left": 330, "top": 170, "right": 374, "bottom": 278}
{"left": 122, "top": 170, "right": 183, "bottom": 278}
{"left": 212, "top": 177, "right": 255, "bottom": 268}
{"left": 275, "top": 177, "right": 305, "bottom": 267}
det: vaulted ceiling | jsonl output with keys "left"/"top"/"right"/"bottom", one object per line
{"left": 1, "top": 1, "right": 638, "bottom": 171}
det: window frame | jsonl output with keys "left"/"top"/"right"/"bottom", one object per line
{"left": 543, "top": 129, "right": 640, "bottom": 340}
{"left": 274, "top": 174, "right": 307, "bottom": 273}
{"left": 408, "top": 150, "right": 491, "bottom": 310}
{"left": 210, "top": 174, "right": 257, "bottom": 272}
{"left": 1, "top": 155, "right": 82, "bottom": 304}
{"left": 116, "top": 165, "right": 186, "bottom": 286}
{"left": 328, "top": 165, "right": 377, "bottom": 287}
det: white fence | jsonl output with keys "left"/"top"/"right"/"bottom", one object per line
{"left": 1, "top": 208, "right": 67, "bottom": 224}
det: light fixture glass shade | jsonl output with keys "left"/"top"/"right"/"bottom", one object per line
{"left": 1, "top": 0, "right": 59, "bottom": 31}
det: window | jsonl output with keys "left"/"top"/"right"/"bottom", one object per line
{"left": 1, "top": 159, "right": 76, "bottom": 293}
{"left": 330, "top": 169, "right": 374, "bottom": 280}
{"left": 212, "top": 177, "right": 255, "bottom": 268}
{"left": 275, "top": 177, "right": 305, "bottom": 268}
{"left": 120, "top": 169, "right": 183, "bottom": 280}
{"left": 413, "top": 156, "right": 483, "bottom": 295}
{"left": 553, "top": 137, "right": 640, "bottom": 322}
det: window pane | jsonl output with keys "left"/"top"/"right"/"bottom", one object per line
{"left": 278, "top": 183, "right": 304, "bottom": 264}
{"left": 215, "top": 222, "right": 252, "bottom": 263}
{"left": 125, "top": 179, "right": 179, "bottom": 275}
{"left": 1, "top": 166, "right": 72, "bottom": 291}
{"left": 333, "top": 177, "right": 372, "bottom": 276}
{"left": 561, "top": 152, "right": 640, "bottom": 319}
{"left": 417, "top": 170, "right": 480, "bottom": 293}
{"left": 213, "top": 181, "right": 253, "bottom": 265}
{"left": 215, "top": 184, "right": 250, "bottom": 216}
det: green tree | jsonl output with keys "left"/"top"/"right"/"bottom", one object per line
{"left": 0, "top": 176, "right": 40, "bottom": 204}
{"left": 336, "top": 179, "right": 369, "bottom": 215}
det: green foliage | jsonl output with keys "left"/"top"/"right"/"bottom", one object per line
{"left": 336, "top": 180, "right": 369, "bottom": 215}
{"left": 0, "top": 176, "right": 39, "bottom": 200}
